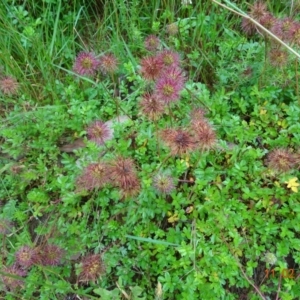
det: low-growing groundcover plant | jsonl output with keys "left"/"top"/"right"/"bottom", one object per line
{"left": 0, "top": 0, "right": 300, "bottom": 299}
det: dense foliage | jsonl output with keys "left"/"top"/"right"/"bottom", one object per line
{"left": 0, "top": 0, "right": 300, "bottom": 299}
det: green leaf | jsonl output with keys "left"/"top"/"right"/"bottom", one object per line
{"left": 125, "top": 235, "right": 179, "bottom": 247}
{"left": 93, "top": 288, "right": 120, "bottom": 299}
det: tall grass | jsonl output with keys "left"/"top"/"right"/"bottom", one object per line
{"left": 0, "top": 0, "right": 86, "bottom": 101}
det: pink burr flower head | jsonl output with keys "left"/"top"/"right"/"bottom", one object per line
{"left": 193, "top": 120, "right": 217, "bottom": 151}
{"left": 0, "top": 76, "right": 19, "bottom": 95}
{"left": 271, "top": 18, "right": 295, "bottom": 41}
{"left": 249, "top": 1, "right": 268, "bottom": 23}
{"left": 153, "top": 171, "right": 176, "bottom": 194}
{"left": 87, "top": 120, "right": 113, "bottom": 146}
{"left": 241, "top": 1, "right": 270, "bottom": 35}
{"left": 140, "top": 55, "right": 164, "bottom": 81}
{"left": 166, "top": 23, "right": 179, "bottom": 35}
{"left": 162, "top": 66, "right": 186, "bottom": 88}
{"left": 266, "top": 148, "right": 296, "bottom": 172}
{"left": 99, "top": 53, "right": 118, "bottom": 74}
{"left": 259, "top": 13, "right": 276, "bottom": 30}
{"left": 79, "top": 254, "right": 105, "bottom": 283}
{"left": 157, "top": 49, "right": 180, "bottom": 68}
{"left": 268, "top": 48, "right": 288, "bottom": 67}
{"left": 15, "top": 245, "right": 36, "bottom": 268}
{"left": 37, "top": 244, "right": 64, "bottom": 266}
{"left": 1, "top": 264, "right": 27, "bottom": 291}
{"left": 241, "top": 18, "right": 256, "bottom": 36}
{"left": 155, "top": 76, "right": 182, "bottom": 103}
{"left": 160, "top": 128, "right": 196, "bottom": 156}
{"left": 139, "top": 92, "right": 165, "bottom": 120}
{"left": 144, "top": 35, "right": 160, "bottom": 51}
{"left": 190, "top": 107, "right": 207, "bottom": 121}
{"left": 73, "top": 52, "right": 100, "bottom": 76}
{"left": 108, "top": 157, "right": 140, "bottom": 197}
{"left": 76, "top": 162, "right": 110, "bottom": 192}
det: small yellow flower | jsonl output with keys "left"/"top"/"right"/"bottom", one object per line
{"left": 167, "top": 212, "right": 179, "bottom": 223}
{"left": 285, "top": 177, "right": 299, "bottom": 193}
{"left": 180, "top": 156, "right": 190, "bottom": 167}
{"left": 277, "top": 120, "right": 287, "bottom": 128}
{"left": 260, "top": 109, "right": 267, "bottom": 115}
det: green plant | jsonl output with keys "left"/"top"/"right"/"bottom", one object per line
{"left": 0, "top": 1, "right": 300, "bottom": 299}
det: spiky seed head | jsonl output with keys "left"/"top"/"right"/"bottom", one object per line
{"left": 271, "top": 18, "right": 295, "bottom": 41}
{"left": 36, "top": 244, "right": 64, "bottom": 266}
{"left": 1, "top": 264, "right": 27, "bottom": 291}
{"left": 76, "top": 162, "right": 110, "bottom": 191}
{"left": 139, "top": 92, "right": 165, "bottom": 120}
{"left": 155, "top": 76, "right": 182, "bottom": 103}
{"left": 193, "top": 121, "right": 216, "bottom": 151}
{"left": 268, "top": 48, "right": 288, "bottom": 67}
{"left": 99, "top": 53, "right": 118, "bottom": 74}
{"left": 87, "top": 120, "right": 113, "bottom": 146}
{"left": 15, "top": 246, "right": 36, "bottom": 268}
{"left": 157, "top": 50, "right": 180, "bottom": 68}
{"left": 0, "top": 76, "right": 19, "bottom": 95}
{"left": 161, "top": 66, "right": 186, "bottom": 88}
{"left": 260, "top": 13, "right": 276, "bottom": 30}
{"left": 271, "top": 20, "right": 283, "bottom": 39}
{"left": 144, "top": 35, "right": 160, "bottom": 51}
{"left": 120, "top": 176, "right": 141, "bottom": 198}
{"left": 45, "top": 244, "right": 64, "bottom": 266}
{"left": 266, "top": 148, "right": 296, "bottom": 172}
{"left": 190, "top": 108, "right": 207, "bottom": 122}
{"left": 241, "top": 1, "right": 269, "bottom": 35}
{"left": 79, "top": 254, "right": 105, "bottom": 283}
{"left": 73, "top": 52, "right": 100, "bottom": 76}
{"left": 249, "top": 1, "right": 268, "bottom": 23}
{"left": 140, "top": 55, "right": 164, "bottom": 81}
{"left": 160, "top": 128, "right": 195, "bottom": 156}
{"left": 281, "top": 18, "right": 296, "bottom": 40}
{"left": 109, "top": 157, "right": 137, "bottom": 185}
{"left": 241, "top": 18, "right": 257, "bottom": 36}
{"left": 166, "top": 23, "right": 178, "bottom": 35}
{"left": 153, "top": 172, "right": 176, "bottom": 194}
{"left": 109, "top": 157, "right": 140, "bottom": 196}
